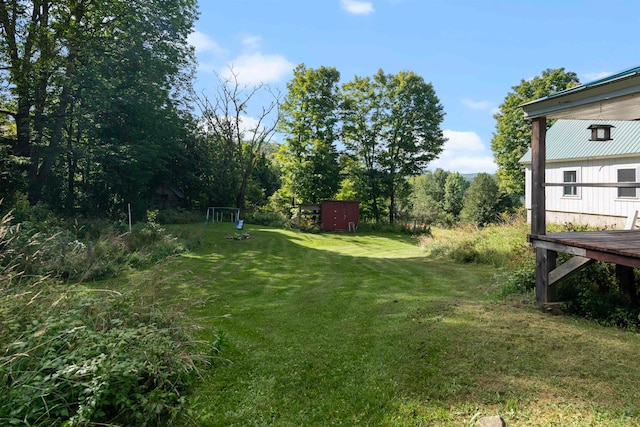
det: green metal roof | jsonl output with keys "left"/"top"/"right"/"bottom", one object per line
{"left": 530, "top": 65, "right": 640, "bottom": 102}
{"left": 520, "top": 65, "right": 640, "bottom": 120}
{"left": 522, "top": 66, "right": 640, "bottom": 106}
{"left": 520, "top": 119, "right": 640, "bottom": 164}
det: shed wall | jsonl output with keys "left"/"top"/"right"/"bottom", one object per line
{"left": 320, "top": 201, "right": 359, "bottom": 231}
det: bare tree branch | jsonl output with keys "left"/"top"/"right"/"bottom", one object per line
{"left": 193, "top": 66, "right": 281, "bottom": 211}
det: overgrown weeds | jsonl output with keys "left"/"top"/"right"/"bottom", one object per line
{"left": 0, "top": 286, "right": 206, "bottom": 426}
{"left": 421, "top": 219, "right": 640, "bottom": 330}
{"left": 1, "top": 209, "right": 189, "bottom": 282}
{"left": 418, "top": 219, "right": 531, "bottom": 268}
{"left": 0, "top": 207, "right": 212, "bottom": 426}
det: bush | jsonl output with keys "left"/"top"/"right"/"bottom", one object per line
{"left": 0, "top": 285, "right": 206, "bottom": 426}
{"left": 287, "top": 217, "right": 321, "bottom": 233}
{"left": 555, "top": 261, "right": 640, "bottom": 329}
{"left": 490, "top": 262, "right": 536, "bottom": 300}
{"left": 0, "top": 207, "right": 211, "bottom": 426}
{"left": 155, "top": 208, "right": 203, "bottom": 225}
{"left": 244, "top": 210, "right": 287, "bottom": 227}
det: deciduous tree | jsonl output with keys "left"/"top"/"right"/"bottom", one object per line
{"left": 491, "top": 68, "right": 579, "bottom": 196}
{"left": 277, "top": 64, "right": 342, "bottom": 204}
{"left": 342, "top": 70, "right": 446, "bottom": 223}
{"left": 461, "top": 173, "right": 500, "bottom": 227}
{"left": 0, "top": 0, "right": 198, "bottom": 215}
{"left": 443, "top": 172, "right": 469, "bottom": 219}
{"left": 196, "top": 69, "right": 279, "bottom": 212}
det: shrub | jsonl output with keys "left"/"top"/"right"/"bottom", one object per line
{"left": 0, "top": 285, "right": 206, "bottom": 426}
{"left": 155, "top": 208, "right": 202, "bottom": 225}
{"left": 555, "top": 261, "right": 640, "bottom": 329}
{"left": 490, "top": 262, "right": 536, "bottom": 300}
{"left": 287, "top": 217, "right": 321, "bottom": 233}
{"left": 244, "top": 210, "right": 287, "bottom": 227}
{"left": 0, "top": 206, "right": 211, "bottom": 426}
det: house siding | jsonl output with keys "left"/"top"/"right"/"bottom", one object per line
{"left": 525, "top": 156, "right": 640, "bottom": 228}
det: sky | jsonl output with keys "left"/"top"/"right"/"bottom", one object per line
{"left": 188, "top": 0, "right": 640, "bottom": 174}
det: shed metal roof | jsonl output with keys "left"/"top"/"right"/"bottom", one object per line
{"left": 520, "top": 119, "right": 640, "bottom": 164}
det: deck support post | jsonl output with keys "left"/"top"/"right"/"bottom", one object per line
{"left": 536, "top": 248, "right": 557, "bottom": 304}
{"left": 616, "top": 265, "right": 638, "bottom": 306}
{"left": 531, "top": 116, "right": 546, "bottom": 237}
{"left": 531, "top": 116, "right": 552, "bottom": 305}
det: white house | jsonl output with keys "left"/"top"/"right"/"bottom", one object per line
{"left": 521, "top": 119, "right": 640, "bottom": 228}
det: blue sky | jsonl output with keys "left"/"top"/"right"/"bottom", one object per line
{"left": 188, "top": 0, "right": 639, "bottom": 174}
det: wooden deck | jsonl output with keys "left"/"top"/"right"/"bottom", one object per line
{"left": 529, "top": 230, "right": 640, "bottom": 269}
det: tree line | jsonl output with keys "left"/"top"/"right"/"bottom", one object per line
{"left": 0, "top": 1, "right": 583, "bottom": 226}
{"left": 0, "top": 0, "right": 199, "bottom": 219}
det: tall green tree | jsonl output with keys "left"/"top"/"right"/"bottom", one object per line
{"left": 342, "top": 70, "right": 446, "bottom": 223}
{"left": 443, "top": 172, "right": 469, "bottom": 219}
{"left": 491, "top": 68, "right": 579, "bottom": 196}
{"left": 409, "top": 169, "right": 468, "bottom": 225}
{"left": 341, "top": 74, "right": 385, "bottom": 221}
{"left": 461, "top": 173, "right": 500, "bottom": 227}
{"left": 0, "top": 0, "right": 198, "bottom": 215}
{"left": 277, "top": 64, "right": 342, "bottom": 204}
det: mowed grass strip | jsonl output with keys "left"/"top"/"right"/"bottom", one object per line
{"left": 136, "top": 223, "right": 640, "bottom": 426}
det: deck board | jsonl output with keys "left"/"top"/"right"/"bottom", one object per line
{"left": 529, "top": 230, "right": 640, "bottom": 268}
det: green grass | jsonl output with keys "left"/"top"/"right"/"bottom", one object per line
{"left": 114, "top": 223, "right": 640, "bottom": 426}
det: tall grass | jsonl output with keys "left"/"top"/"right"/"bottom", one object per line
{"left": 0, "top": 208, "right": 210, "bottom": 426}
{"left": 418, "top": 218, "right": 532, "bottom": 268}
{"left": 1, "top": 210, "right": 192, "bottom": 283}
{"left": 420, "top": 219, "right": 640, "bottom": 329}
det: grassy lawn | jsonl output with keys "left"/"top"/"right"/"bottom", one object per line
{"left": 121, "top": 223, "right": 640, "bottom": 426}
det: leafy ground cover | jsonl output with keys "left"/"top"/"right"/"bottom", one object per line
{"left": 119, "top": 223, "right": 640, "bottom": 426}
{"left": 0, "top": 210, "right": 206, "bottom": 426}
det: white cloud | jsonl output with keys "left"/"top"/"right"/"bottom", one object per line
{"left": 442, "top": 130, "right": 485, "bottom": 151}
{"left": 428, "top": 130, "right": 497, "bottom": 174}
{"left": 341, "top": 0, "right": 375, "bottom": 15}
{"left": 223, "top": 52, "right": 294, "bottom": 85}
{"left": 462, "top": 99, "right": 491, "bottom": 110}
{"left": 581, "top": 71, "right": 613, "bottom": 82}
{"left": 238, "top": 115, "right": 260, "bottom": 133}
{"left": 241, "top": 35, "right": 262, "bottom": 51}
{"left": 188, "top": 31, "right": 225, "bottom": 55}
{"left": 462, "top": 98, "right": 499, "bottom": 116}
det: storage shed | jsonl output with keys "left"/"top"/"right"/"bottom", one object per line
{"left": 319, "top": 200, "right": 360, "bottom": 231}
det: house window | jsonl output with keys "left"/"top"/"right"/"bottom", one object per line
{"left": 588, "top": 124, "right": 614, "bottom": 141}
{"left": 617, "top": 168, "right": 637, "bottom": 198}
{"left": 563, "top": 170, "right": 578, "bottom": 196}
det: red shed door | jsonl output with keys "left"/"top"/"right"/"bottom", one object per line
{"left": 321, "top": 201, "right": 359, "bottom": 231}
{"left": 332, "top": 205, "right": 349, "bottom": 231}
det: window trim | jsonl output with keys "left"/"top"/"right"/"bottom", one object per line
{"left": 617, "top": 167, "right": 638, "bottom": 199}
{"left": 561, "top": 167, "right": 581, "bottom": 199}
